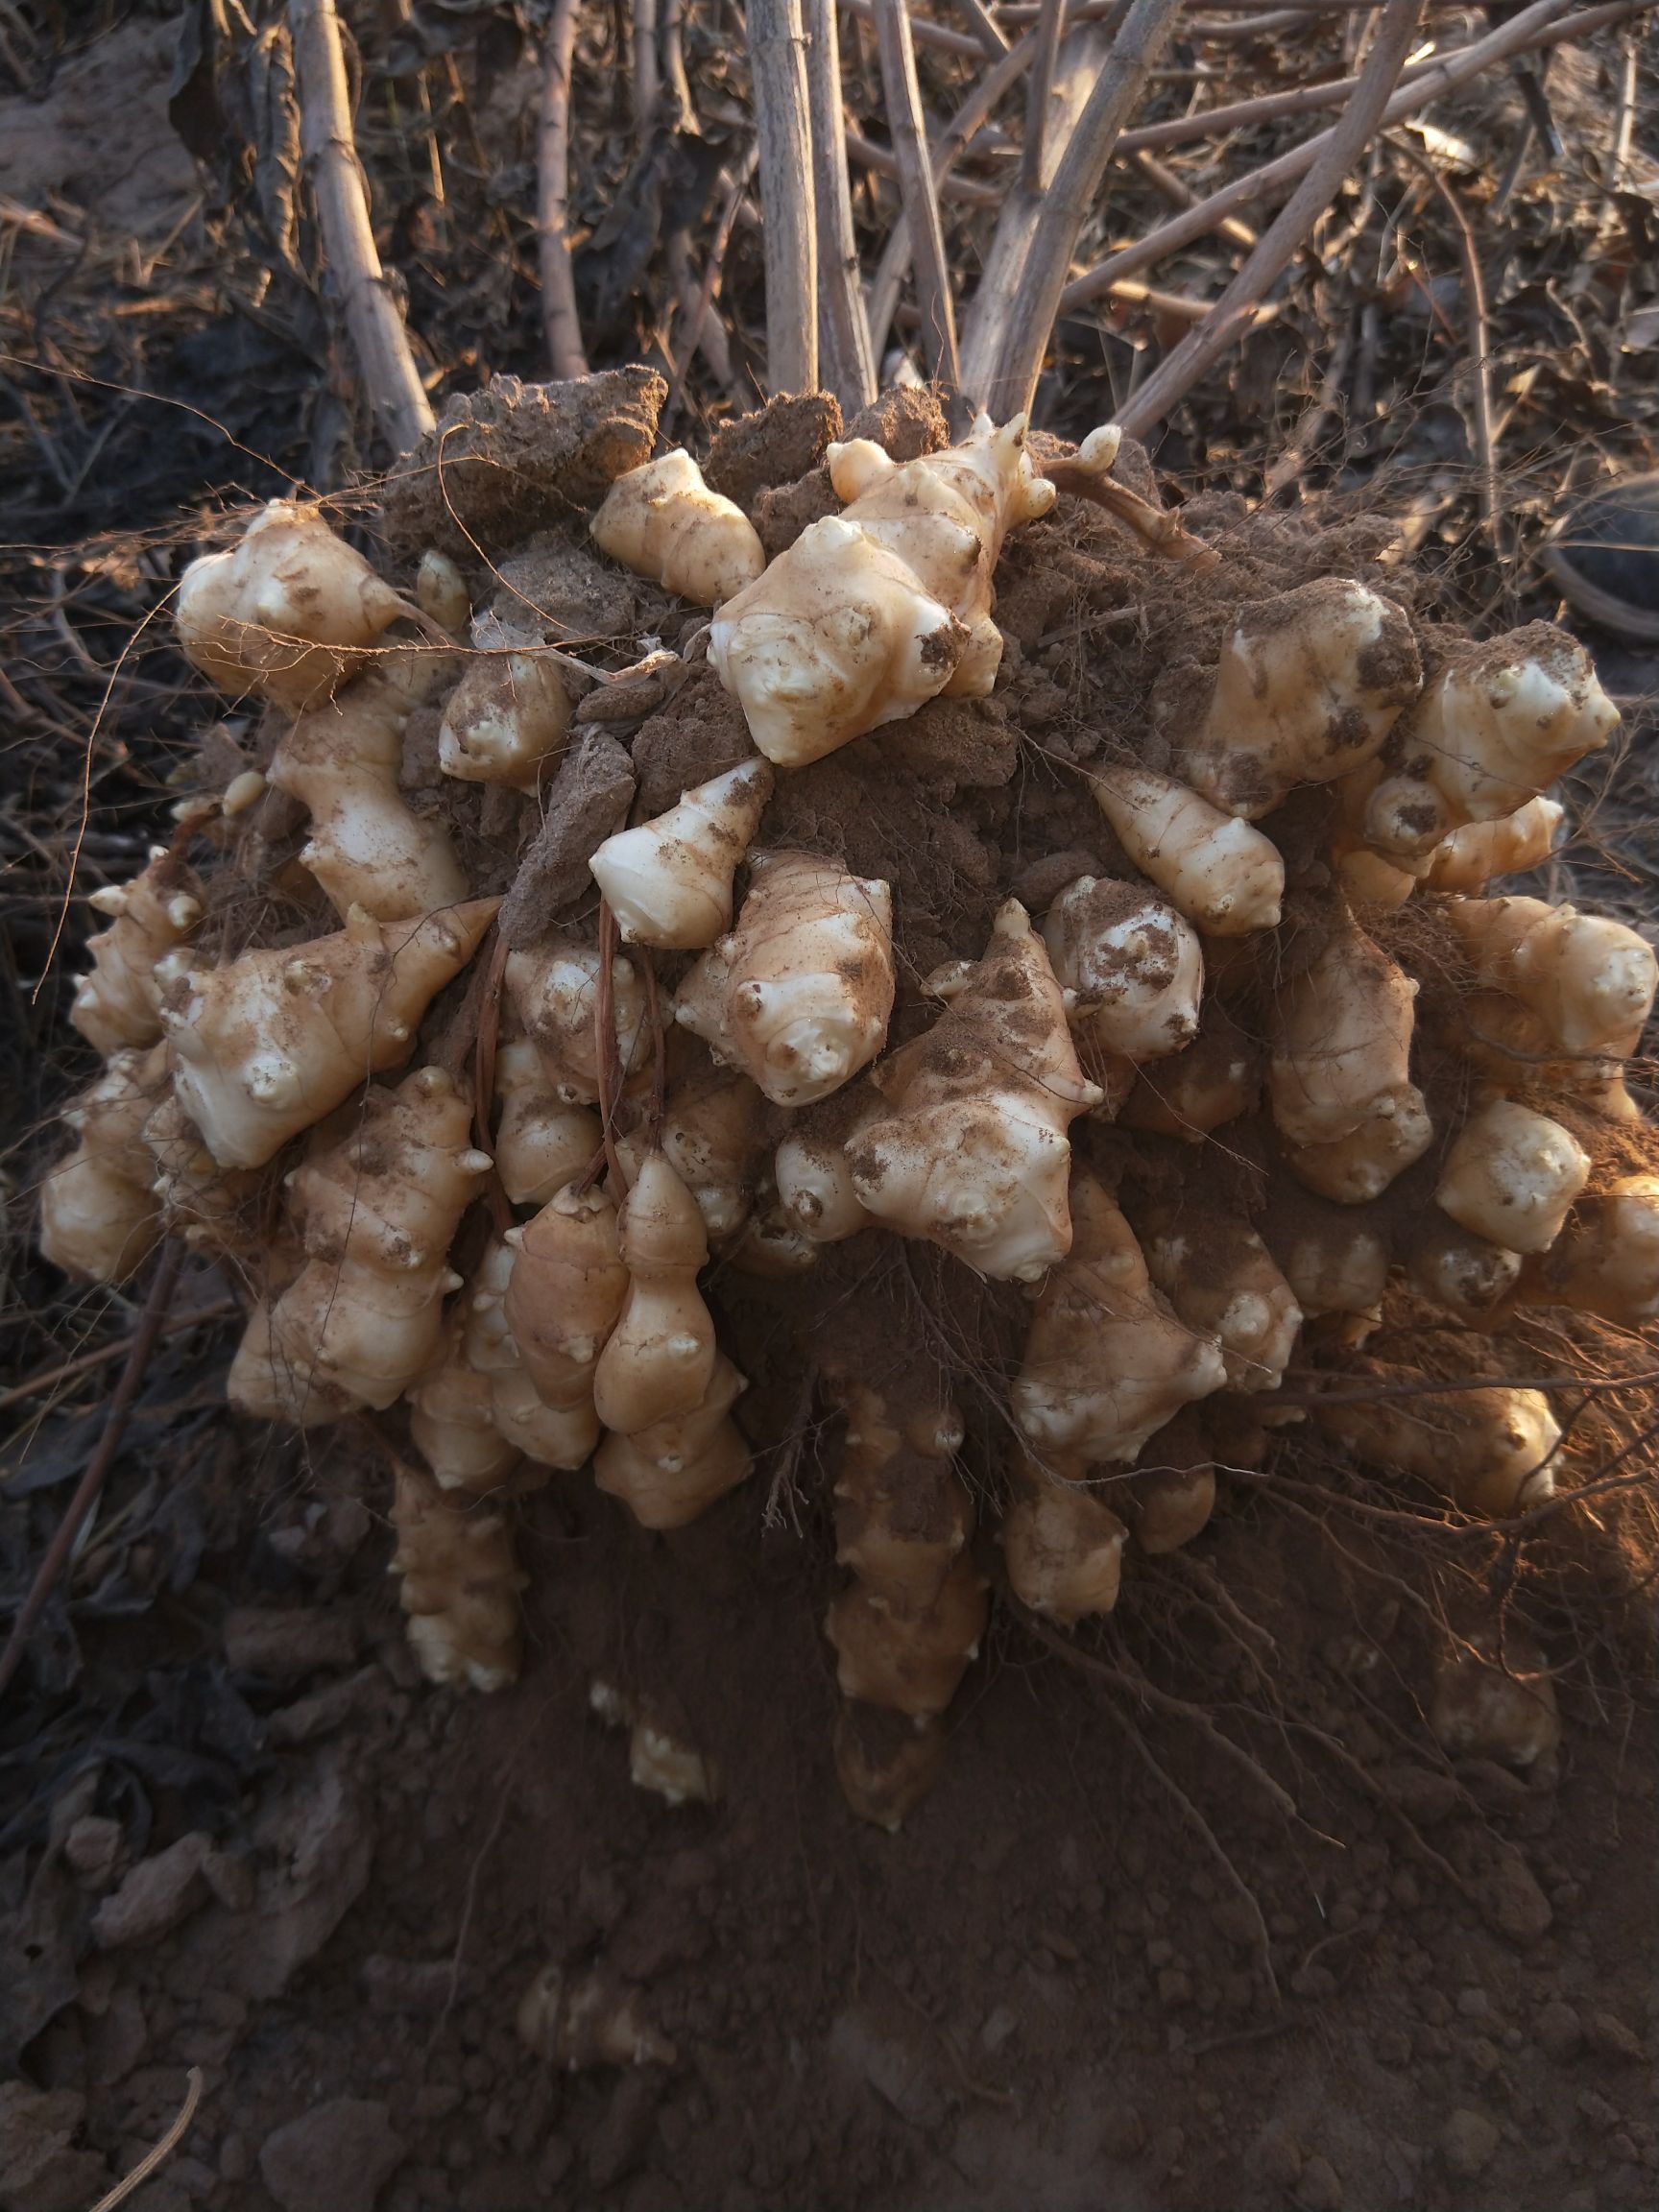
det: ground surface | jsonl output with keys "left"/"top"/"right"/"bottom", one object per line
{"left": 2, "top": 9, "right": 1657, "bottom": 2212}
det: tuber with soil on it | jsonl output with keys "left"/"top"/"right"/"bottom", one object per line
{"left": 36, "top": 375, "right": 1658, "bottom": 1829}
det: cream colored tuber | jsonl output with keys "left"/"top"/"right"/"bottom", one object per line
{"left": 675, "top": 852, "right": 895, "bottom": 1107}
{"left": 591, "top": 1152, "right": 718, "bottom": 1434}
{"left": 391, "top": 1460, "right": 526, "bottom": 1692}
{"left": 1175, "top": 578, "right": 1420, "bottom": 818}
{"left": 1403, "top": 1213, "right": 1523, "bottom": 1328}
{"left": 161, "top": 899, "right": 497, "bottom": 1168}
{"left": 1260, "top": 1185, "right": 1390, "bottom": 1323}
{"left": 407, "top": 1311, "right": 522, "bottom": 1496}
{"left": 268, "top": 660, "right": 469, "bottom": 921}
{"left": 1118, "top": 999, "right": 1262, "bottom": 1141}
{"left": 1524, "top": 1173, "right": 1659, "bottom": 1326}
{"left": 491, "top": 1038, "right": 602, "bottom": 1207}
{"left": 619, "top": 1043, "right": 766, "bottom": 1238}
{"left": 517, "top": 1962, "right": 676, "bottom": 2071}
{"left": 439, "top": 620, "right": 575, "bottom": 788}
{"left": 1120, "top": 1411, "right": 1216, "bottom": 1552}
{"left": 589, "top": 759, "right": 774, "bottom": 949}
{"left": 177, "top": 498, "right": 414, "bottom": 711}
{"left": 503, "top": 1181, "right": 627, "bottom": 1411}
{"left": 1087, "top": 762, "right": 1284, "bottom": 936}
{"left": 1315, "top": 1368, "right": 1560, "bottom": 1516}
{"left": 1424, "top": 797, "right": 1563, "bottom": 894}
{"left": 1430, "top": 1628, "right": 1561, "bottom": 1770}
{"left": 775, "top": 1125, "right": 875, "bottom": 1244}
{"left": 850, "top": 902, "right": 1103, "bottom": 1281}
{"left": 37, "top": 1046, "right": 168, "bottom": 1283}
{"left": 416, "top": 547, "right": 469, "bottom": 635}
{"left": 227, "top": 1067, "right": 491, "bottom": 1424}
{"left": 590, "top": 447, "right": 766, "bottom": 606}
{"left": 1014, "top": 1172, "right": 1227, "bottom": 1463}
{"left": 1444, "top": 896, "right": 1658, "bottom": 1059}
{"left": 593, "top": 1353, "right": 751, "bottom": 1528}
{"left": 1139, "top": 1211, "right": 1302, "bottom": 1394}
{"left": 1436, "top": 1098, "right": 1591, "bottom": 1256}
{"left": 71, "top": 846, "right": 204, "bottom": 1054}
{"left": 1043, "top": 877, "right": 1203, "bottom": 1062}
{"left": 1001, "top": 1451, "right": 1127, "bottom": 1626}
{"left": 506, "top": 934, "right": 647, "bottom": 1106}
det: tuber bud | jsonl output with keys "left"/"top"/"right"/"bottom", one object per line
{"left": 1014, "top": 1172, "right": 1227, "bottom": 1463}
{"left": 851, "top": 902, "right": 1102, "bottom": 1280}
{"left": 1268, "top": 916, "right": 1430, "bottom": 1195}
{"left": 71, "top": 846, "right": 204, "bottom": 1055}
{"left": 590, "top": 447, "right": 766, "bottom": 606}
{"left": 1043, "top": 877, "right": 1203, "bottom": 1062}
{"left": 775, "top": 1125, "right": 875, "bottom": 1244}
{"left": 506, "top": 934, "right": 647, "bottom": 1105}
{"left": 1436, "top": 1098, "right": 1591, "bottom": 1256}
{"left": 492, "top": 1038, "right": 603, "bottom": 1207}
{"left": 391, "top": 1460, "right": 526, "bottom": 1691}
{"left": 1315, "top": 1367, "right": 1560, "bottom": 1516}
{"left": 1445, "top": 895, "right": 1658, "bottom": 1059}
{"left": 1424, "top": 797, "right": 1563, "bottom": 894}
{"left": 161, "top": 898, "right": 498, "bottom": 1168}
{"left": 1522, "top": 1173, "right": 1659, "bottom": 1326}
{"left": 675, "top": 851, "right": 895, "bottom": 1107}
{"left": 1177, "top": 578, "right": 1420, "bottom": 818}
{"left": 1403, "top": 1212, "right": 1523, "bottom": 1328}
{"left": 37, "top": 1046, "right": 169, "bottom": 1283}
{"left": 1140, "top": 1211, "right": 1302, "bottom": 1394}
{"left": 1088, "top": 762, "right": 1284, "bottom": 936}
{"left": 1002, "top": 1451, "right": 1127, "bottom": 1625}
{"left": 503, "top": 1181, "right": 628, "bottom": 1408}
{"left": 593, "top": 1353, "right": 751, "bottom": 1528}
{"left": 177, "top": 498, "right": 413, "bottom": 710}
{"left": 589, "top": 758, "right": 774, "bottom": 949}
{"left": 592, "top": 1152, "right": 718, "bottom": 1434}
{"left": 439, "top": 626, "right": 574, "bottom": 788}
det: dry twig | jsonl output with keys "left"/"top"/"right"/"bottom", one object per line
{"left": 538, "top": 0, "right": 590, "bottom": 378}
{"left": 873, "top": 0, "right": 962, "bottom": 392}
{"left": 804, "top": 0, "right": 878, "bottom": 409}
{"left": 750, "top": 0, "right": 820, "bottom": 394}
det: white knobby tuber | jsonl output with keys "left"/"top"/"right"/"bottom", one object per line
{"left": 850, "top": 902, "right": 1103, "bottom": 1281}
{"left": 590, "top": 447, "right": 766, "bottom": 606}
{"left": 407, "top": 1312, "right": 523, "bottom": 1496}
{"left": 1088, "top": 762, "right": 1284, "bottom": 936}
{"left": 1001, "top": 1452, "right": 1127, "bottom": 1626}
{"left": 71, "top": 846, "right": 204, "bottom": 1054}
{"left": 621, "top": 1044, "right": 766, "bottom": 1238}
{"left": 1043, "top": 877, "right": 1204, "bottom": 1062}
{"left": 227, "top": 1067, "right": 492, "bottom": 1424}
{"left": 160, "top": 898, "right": 498, "bottom": 1169}
{"left": 1436, "top": 1098, "right": 1591, "bottom": 1256}
{"left": 589, "top": 759, "right": 774, "bottom": 949}
{"left": 1140, "top": 1212, "right": 1302, "bottom": 1394}
{"left": 1176, "top": 578, "right": 1420, "bottom": 818}
{"left": 1404, "top": 1213, "right": 1523, "bottom": 1328}
{"left": 1425, "top": 797, "right": 1563, "bottom": 893}
{"left": 506, "top": 935, "right": 647, "bottom": 1105}
{"left": 391, "top": 1460, "right": 526, "bottom": 1692}
{"left": 491, "top": 1038, "right": 602, "bottom": 1207}
{"left": 1445, "top": 896, "right": 1658, "bottom": 1058}
{"left": 1316, "top": 1368, "right": 1560, "bottom": 1516}
{"left": 593, "top": 1354, "right": 751, "bottom": 1528}
{"left": 775, "top": 1127, "right": 874, "bottom": 1244}
{"left": 177, "top": 498, "right": 414, "bottom": 710}
{"left": 1118, "top": 999, "right": 1262, "bottom": 1141}
{"left": 439, "top": 620, "right": 574, "bottom": 788}
{"left": 416, "top": 547, "right": 469, "bottom": 634}
{"left": 1014, "top": 1173, "right": 1227, "bottom": 1463}
{"left": 591, "top": 1152, "right": 717, "bottom": 1434}
{"left": 38, "top": 1046, "right": 169, "bottom": 1283}
{"left": 268, "top": 660, "right": 470, "bottom": 921}
{"left": 1527, "top": 1173, "right": 1659, "bottom": 1326}
{"left": 675, "top": 852, "right": 895, "bottom": 1107}
{"left": 503, "top": 1181, "right": 627, "bottom": 1410}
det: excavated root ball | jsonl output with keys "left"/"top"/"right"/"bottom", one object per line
{"left": 46, "top": 377, "right": 1654, "bottom": 1828}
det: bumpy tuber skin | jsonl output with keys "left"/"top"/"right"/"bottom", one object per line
{"left": 269, "top": 659, "right": 469, "bottom": 921}
{"left": 228, "top": 1067, "right": 492, "bottom": 1424}
{"left": 439, "top": 625, "right": 574, "bottom": 788}
{"left": 1118, "top": 998, "right": 1262, "bottom": 1141}
{"left": 621, "top": 1043, "right": 766, "bottom": 1239}
{"left": 71, "top": 846, "right": 204, "bottom": 1054}
{"left": 1043, "top": 877, "right": 1203, "bottom": 1062}
{"left": 1088, "top": 762, "right": 1284, "bottom": 936}
{"left": 161, "top": 898, "right": 498, "bottom": 1168}
{"left": 416, "top": 547, "right": 469, "bottom": 635}
{"left": 1525, "top": 1174, "right": 1659, "bottom": 1326}
{"left": 391, "top": 1461, "right": 526, "bottom": 1692}
{"left": 491, "top": 1038, "right": 602, "bottom": 1207}
{"left": 1139, "top": 1211, "right": 1302, "bottom": 1394}
{"left": 1014, "top": 1173, "right": 1227, "bottom": 1463}
{"left": 675, "top": 852, "right": 895, "bottom": 1107}
{"left": 1002, "top": 1451, "right": 1127, "bottom": 1625}
{"left": 1453, "top": 988, "right": 1643, "bottom": 1124}
{"left": 709, "top": 515, "right": 970, "bottom": 766}
{"left": 1260, "top": 1183, "right": 1390, "bottom": 1322}
{"left": 1444, "top": 896, "right": 1658, "bottom": 1058}
{"left": 407, "top": 1312, "right": 522, "bottom": 1496}
{"left": 850, "top": 902, "right": 1103, "bottom": 1281}
{"left": 503, "top": 1181, "right": 628, "bottom": 1410}
{"left": 37, "top": 1046, "right": 168, "bottom": 1283}
{"left": 590, "top": 447, "right": 766, "bottom": 607}
{"left": 142, "top": 1088, "right": 258, "bottom": 1248}
{"left": 177, "top": 498, "right": 413, "bottom": 710}
{"left": 1315, "top": 1367, "right": 1560, "bottom": 1516}
{"left": 833, "top": 1706, "right": 948, "bottom": 1834}
{"left": 593, "top": 1354, "right": 751, "bottom": 1527}
{"left": 1403, "top": 1212, "right": 1523, "bottom": 1328}
{"left": 589, "top": 759, "right": 775, "bottom": 949}
{"left": 1358, "top": 626, "right": 1617, "bottom": 859}
{"left": 1119, "top": 1410, "right": 1216, "bottom": 1552}
{"left": 1424, "top": 797, "right": 1563, "bottom": 894}
{"left": 592, "top": 1152, "right": 718, "bottom": 1434}
{"left": 1436, "top": 1098, "right": 1591, "bottom": 1256}
{"left": 1268, "top": 915, "right": 1431, "bottom": 1196}
{"left": 825, "top": 411, "right": 1057, "bottom": 697}
{"left": 506, "top": 935, "right": 647, "bottom": 1106}
{"left": 775, "top": 1126, "right": 874, "bottom": 1244}
{"left": 1176, "top": 578, "right": 1420, "bottom": 818}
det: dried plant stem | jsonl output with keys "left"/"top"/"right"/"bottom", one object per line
{"left": 804, "top": 0, "right": 878, "bottom": 410}
{"left": 90, "top": 2069, "right": 204, "bottom": 2212}
{"left": 1046, "top": 458, "right": 1223, "bottom": 566}
{"left": 538, "top": 0, "right": 589, "bottom": 378}
{"left": 632, "top": 0, "right": 661, "bottom": 134}
{"left": 289, "top": 0, "right": 434, "bottom": 456}
{"left": 750, "top": 0, "right": 820, "bottom": 395}
{"left": 0, "top": 1240, "right": 183, "bottom": 1700}
{"left": 1021, "top": 0, "right": 1067, "bottom": 192}
{"left": 665, "top": 145, "right": 756, "bottom": 411}
{"left": 873, "top": 0, "right": 961, "bottom": 392}
{"left": 1113, "top": 0, "right": 1423, "bottom": 439}
{"left": 1392, "top": 136, "right": 1498, "bottom": 542}
{"left": 981, "top": 0, "right": 1184, "bottom": 418}
{"left": 953, "top": 0, "right": 1012, "bottom": 52}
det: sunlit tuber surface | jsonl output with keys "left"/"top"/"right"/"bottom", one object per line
{"left": 590, "top": 759, "right": 774, "bottom": 949}
{"left": 438, "top": 626, "right": 574, "bottom": 788}
{"left": 591, "top": 1152, "right": 718, "bottom": 1434}
{"left": 1436, "top": 1098, "right": 1592, "bottom": 1256}
{"left": 1315, "top": 1369, "right": 1560, "bottom": 1516}
{"left": 1043, "top": 877, "right": 1203, "bottom": 1062}
{"left": 1424, "top": 796, "right": 1563, "bottom": 893}
{"left": 38, "top": 1046, "right": 169, "bottom": 1283}
{"left": 1087, "top": 762, "right": 1284, "bottom": 935}
{"left": 591, "top": 447, "right": 766, "bottom": 607}
{"left": 71, "top": 844, "right": 204, "bottom": 1054}
{"left": 1527, "top": 1173, "right": 1659, "bottom": 1325}
{"left": 1446, "top": 896, "right": 1658, "bottom": 1058}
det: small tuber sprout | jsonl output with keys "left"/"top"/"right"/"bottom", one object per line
{"left": 37, "top": 1046, "right": 169, "bottom": 1284}
{"left": 1445, "top": 895, "right": 1658, "bottom": 1058}
{"left": 1424, "top": 797, "right": 1563, "bottom": 894}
